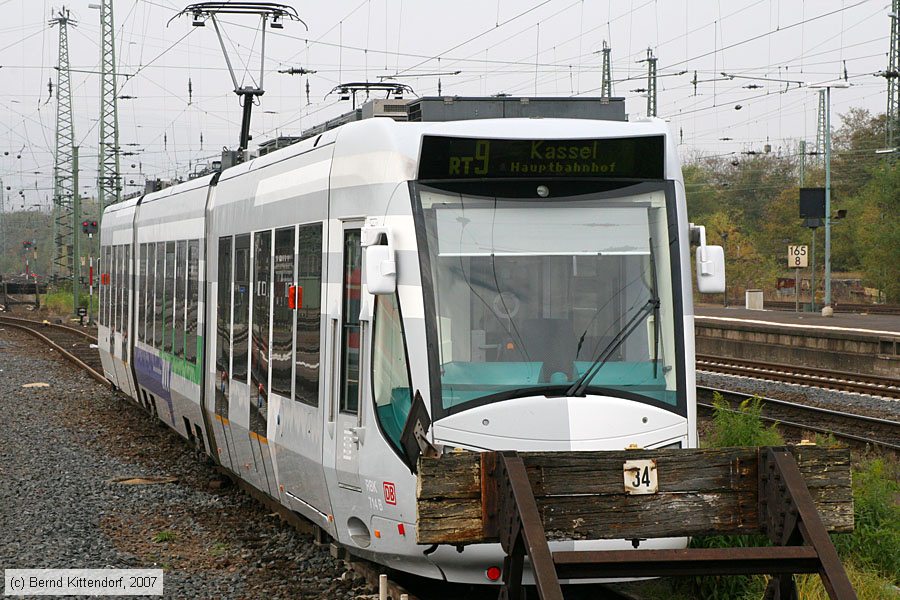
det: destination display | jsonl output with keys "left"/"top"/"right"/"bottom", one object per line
{"left": 418, "top": 135, "right": 665, "bottom": 180}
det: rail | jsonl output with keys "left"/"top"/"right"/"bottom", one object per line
{"left": 417, "top": 446, "right": 856, "bottom": 600}
{"left": 0, "top": 315, "right": 107, "bottom": 385}
{"left": 697, "top": 354, "right": 900, "bottom": 399}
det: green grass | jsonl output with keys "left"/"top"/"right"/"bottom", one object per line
{"left": 209, "top": 541, "right": 229, "bottom": 557}
{"left": 42, "top": 291, "right": 73, "bottom": 314}
{"left": 152, "top": 530, "right": 176, "bottom": 543}
{"left": 706, "top": 393, "right": 784, "bottom": 448}
{"left": 833, "top": 457, "right": 900, "bottom": 584}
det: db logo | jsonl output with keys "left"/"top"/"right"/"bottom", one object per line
{"left": 383, "top": 481, "right": 397, "bottom": 505}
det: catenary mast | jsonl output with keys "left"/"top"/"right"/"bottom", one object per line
{"left": 50, "top": 7, "right": 76, "bottom": 281}
{"left": 98, "top": 0, "right": 121, "bottom": 213}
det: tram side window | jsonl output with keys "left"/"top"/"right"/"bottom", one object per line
{"left": 97, "top": 246, "right": 107, "bottom": 327}
{"left": 295, "top": 223, "right": 322, "bottom": 407}
{"left": 113, "top": 245, "right": 120, "bottom": 334}
{"left": 251, "top": 229, "right": 272, "bottom": 433}
{"left": 115, "top": 245, "right": 121, "bottom": 334}
{"left": 216, "top": 236, "right": 233, "bottom": 413}
{"left": 146, "top": 242, "right": 156, "bottom": 346}
{"left": 109, "top": 246, "right": 115, "bottom": 332}
{"left": 186, "top": 239, "right": 200, "bottom": 364}
{"left": 372, "top": 292, "right": 413, "bottom": 451}
{"left": 339, "top": 229, "right": 362, "bottom": 414}
{"left": 123, "top": 245, "right": 130, "bottom": 341}
{"left": 271, "top": 227, "right": 295, "bottom": 399}
{"left": 99, "top": 247, "right": 107, "bottom": 327}
{"left": 164, "top": 241, "right": 176, "bottom": 354}
{"left": 154, "top": 243, "right": 165, "bottom": 349}
{"left": 119, "top": 245, "right": 124, "bottom": 332}
{"left": 232, "top": 234, "right": 251, "bottom": 382}
{"left": 138, "top": 244, "right": 146, "bottom": 343}
{"left": 174, "top": 240, "right": 187, "bottom": 358}
{"left": 106, "top": 246, "right": 112, "bottom": 328}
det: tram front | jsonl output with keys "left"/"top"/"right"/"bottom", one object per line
{"left": 412, "top": 133, "right": 690, "bottom": 455}
{"left": 361, "top": 125, "right": 725, "bottom": 583}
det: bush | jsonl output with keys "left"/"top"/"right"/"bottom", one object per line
{"left": 708, "top": 393, "right": 783, "bottom": 448}
{"left": 688, "top": 394, "right": 899, "bottom": 600}
{"left": 42, "top": 291, "right": 73, "bottom": 314}
{"left": 683, "top": 393, "right": 784, "bottom": 598}
{"left": 834, "top": 458, "right": 900, "bottom": 583}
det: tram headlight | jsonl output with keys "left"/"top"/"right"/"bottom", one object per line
{"left": 536, "top": 185, "right": 550, "bottom": 198}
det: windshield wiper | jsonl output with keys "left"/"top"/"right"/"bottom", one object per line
{"left": 565, "top": 296, "right": 660, "bottom": 397}
{"left": 649, "top": 240, "right": 660, "bottom": 378}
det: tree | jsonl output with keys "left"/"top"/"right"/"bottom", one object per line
{"left": 702, "top": 211, "right": 780, "bottom": 303}
{"left": 852, "top": 160, "right": 900, "bottom": 301}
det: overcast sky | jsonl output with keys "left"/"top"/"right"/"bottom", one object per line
{"left": 0, "top": 0, "right": 893, "bottom": 211}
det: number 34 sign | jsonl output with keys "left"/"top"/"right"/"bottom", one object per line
{"left": 788, "top": 245, "right": 809, "bottom": 268}
{"left": 623, "top": 459, "right": 659, "bottom": 495}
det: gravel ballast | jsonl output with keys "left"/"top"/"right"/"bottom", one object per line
{"left": 0, "top": 328, "right": 374, "bottom": 599}
{"left": 697, "top": 370, "right": 900, "bottom": 421}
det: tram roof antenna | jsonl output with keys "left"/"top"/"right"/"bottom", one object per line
{"left": 170, "top": 2, "right": 307, "bottom": 153}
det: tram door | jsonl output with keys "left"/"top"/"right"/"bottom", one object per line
{"left": 333, "top": 223, "right": 364, "bottom": 491}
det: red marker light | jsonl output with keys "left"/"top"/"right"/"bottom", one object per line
{"left": 486, "top": 566, "right": 502, "bottom": 582}
{"left": 397, "top": 523, "right": 405, "bottom": 536}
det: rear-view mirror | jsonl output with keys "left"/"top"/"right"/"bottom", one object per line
{"left": 365, "top": 244, "right": 396, "bottom": 295}
{"left": 696, "top": 245, "right": 725, "bottom": 294}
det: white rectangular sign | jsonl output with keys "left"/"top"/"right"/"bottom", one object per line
{"left": 623, "top": 459, "right": 659, "bottom": 495}
{"left": 788, "top": 245, "right": 809, "bottom": 268}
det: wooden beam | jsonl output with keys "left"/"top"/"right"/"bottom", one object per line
{"left": 416, "top": 446, "right": 852, "bottom": 545}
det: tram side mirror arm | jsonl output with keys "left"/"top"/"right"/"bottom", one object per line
{"left": 690, "top": 223, "right": 725, "bottom": 294}
{"left": 362, "top": 225, "right": 396, "bottom": 295}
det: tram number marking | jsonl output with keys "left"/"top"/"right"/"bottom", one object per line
{"left": 448, "top": 140, "right": 490, "bottom": 176}
{"left": 364, "top": 479, "right": 386, "bottom": 512}
{"left": 623, "top": 459, "right": 658, "bottom": 495}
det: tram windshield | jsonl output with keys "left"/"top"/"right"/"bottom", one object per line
{"left": 413, "top": 182, "right": 682, "bottom": 418}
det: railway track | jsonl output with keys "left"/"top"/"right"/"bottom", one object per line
{"left": 0, "top": 315, "right": 641, "bottom": 599}
{"left": 3, "top": 315, "right": 886, "bottom": 595}
{"left": 761, "top": 300, "right": 900, "bottom": 315}
{"left": 0, "top": 314, "right": 428, "bottom": 598}
{"left": 697, "top": 385, "right": 900, "bottom": 451}
{"left": 0, "top": 315, "right": 106, "bottom": 384}
{"left": 697, "top": 354, "right": 900, "bottom": 399}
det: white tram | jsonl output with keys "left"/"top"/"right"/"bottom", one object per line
{"left": 97, "top": 97, "right": 725, "bottom": 584}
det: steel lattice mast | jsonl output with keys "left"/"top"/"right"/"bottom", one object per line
{"left": 50, "top": 8, "right": 76, "bottom": 281}
{"left": 98, "top": 0, "right": 121, "bottom": 212}
{"left": 600, "top": 41, "right": 612, "bottom": 100}
{"left": 816, "top": 90, "right": 827, "bottom": 164}
{"left": 887, "top": 0, "right": 899, "bottom": 147}
{"left": 638, "top": 48, "right": 658, "bottom": 117}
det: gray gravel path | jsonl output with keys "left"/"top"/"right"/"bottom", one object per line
{"left": 0, "top": 329, "right": 375, "bottom": 599}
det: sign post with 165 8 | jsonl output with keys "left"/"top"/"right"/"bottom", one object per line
{"left": 788, "top": 245, "right": 808, "bottom": 268}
